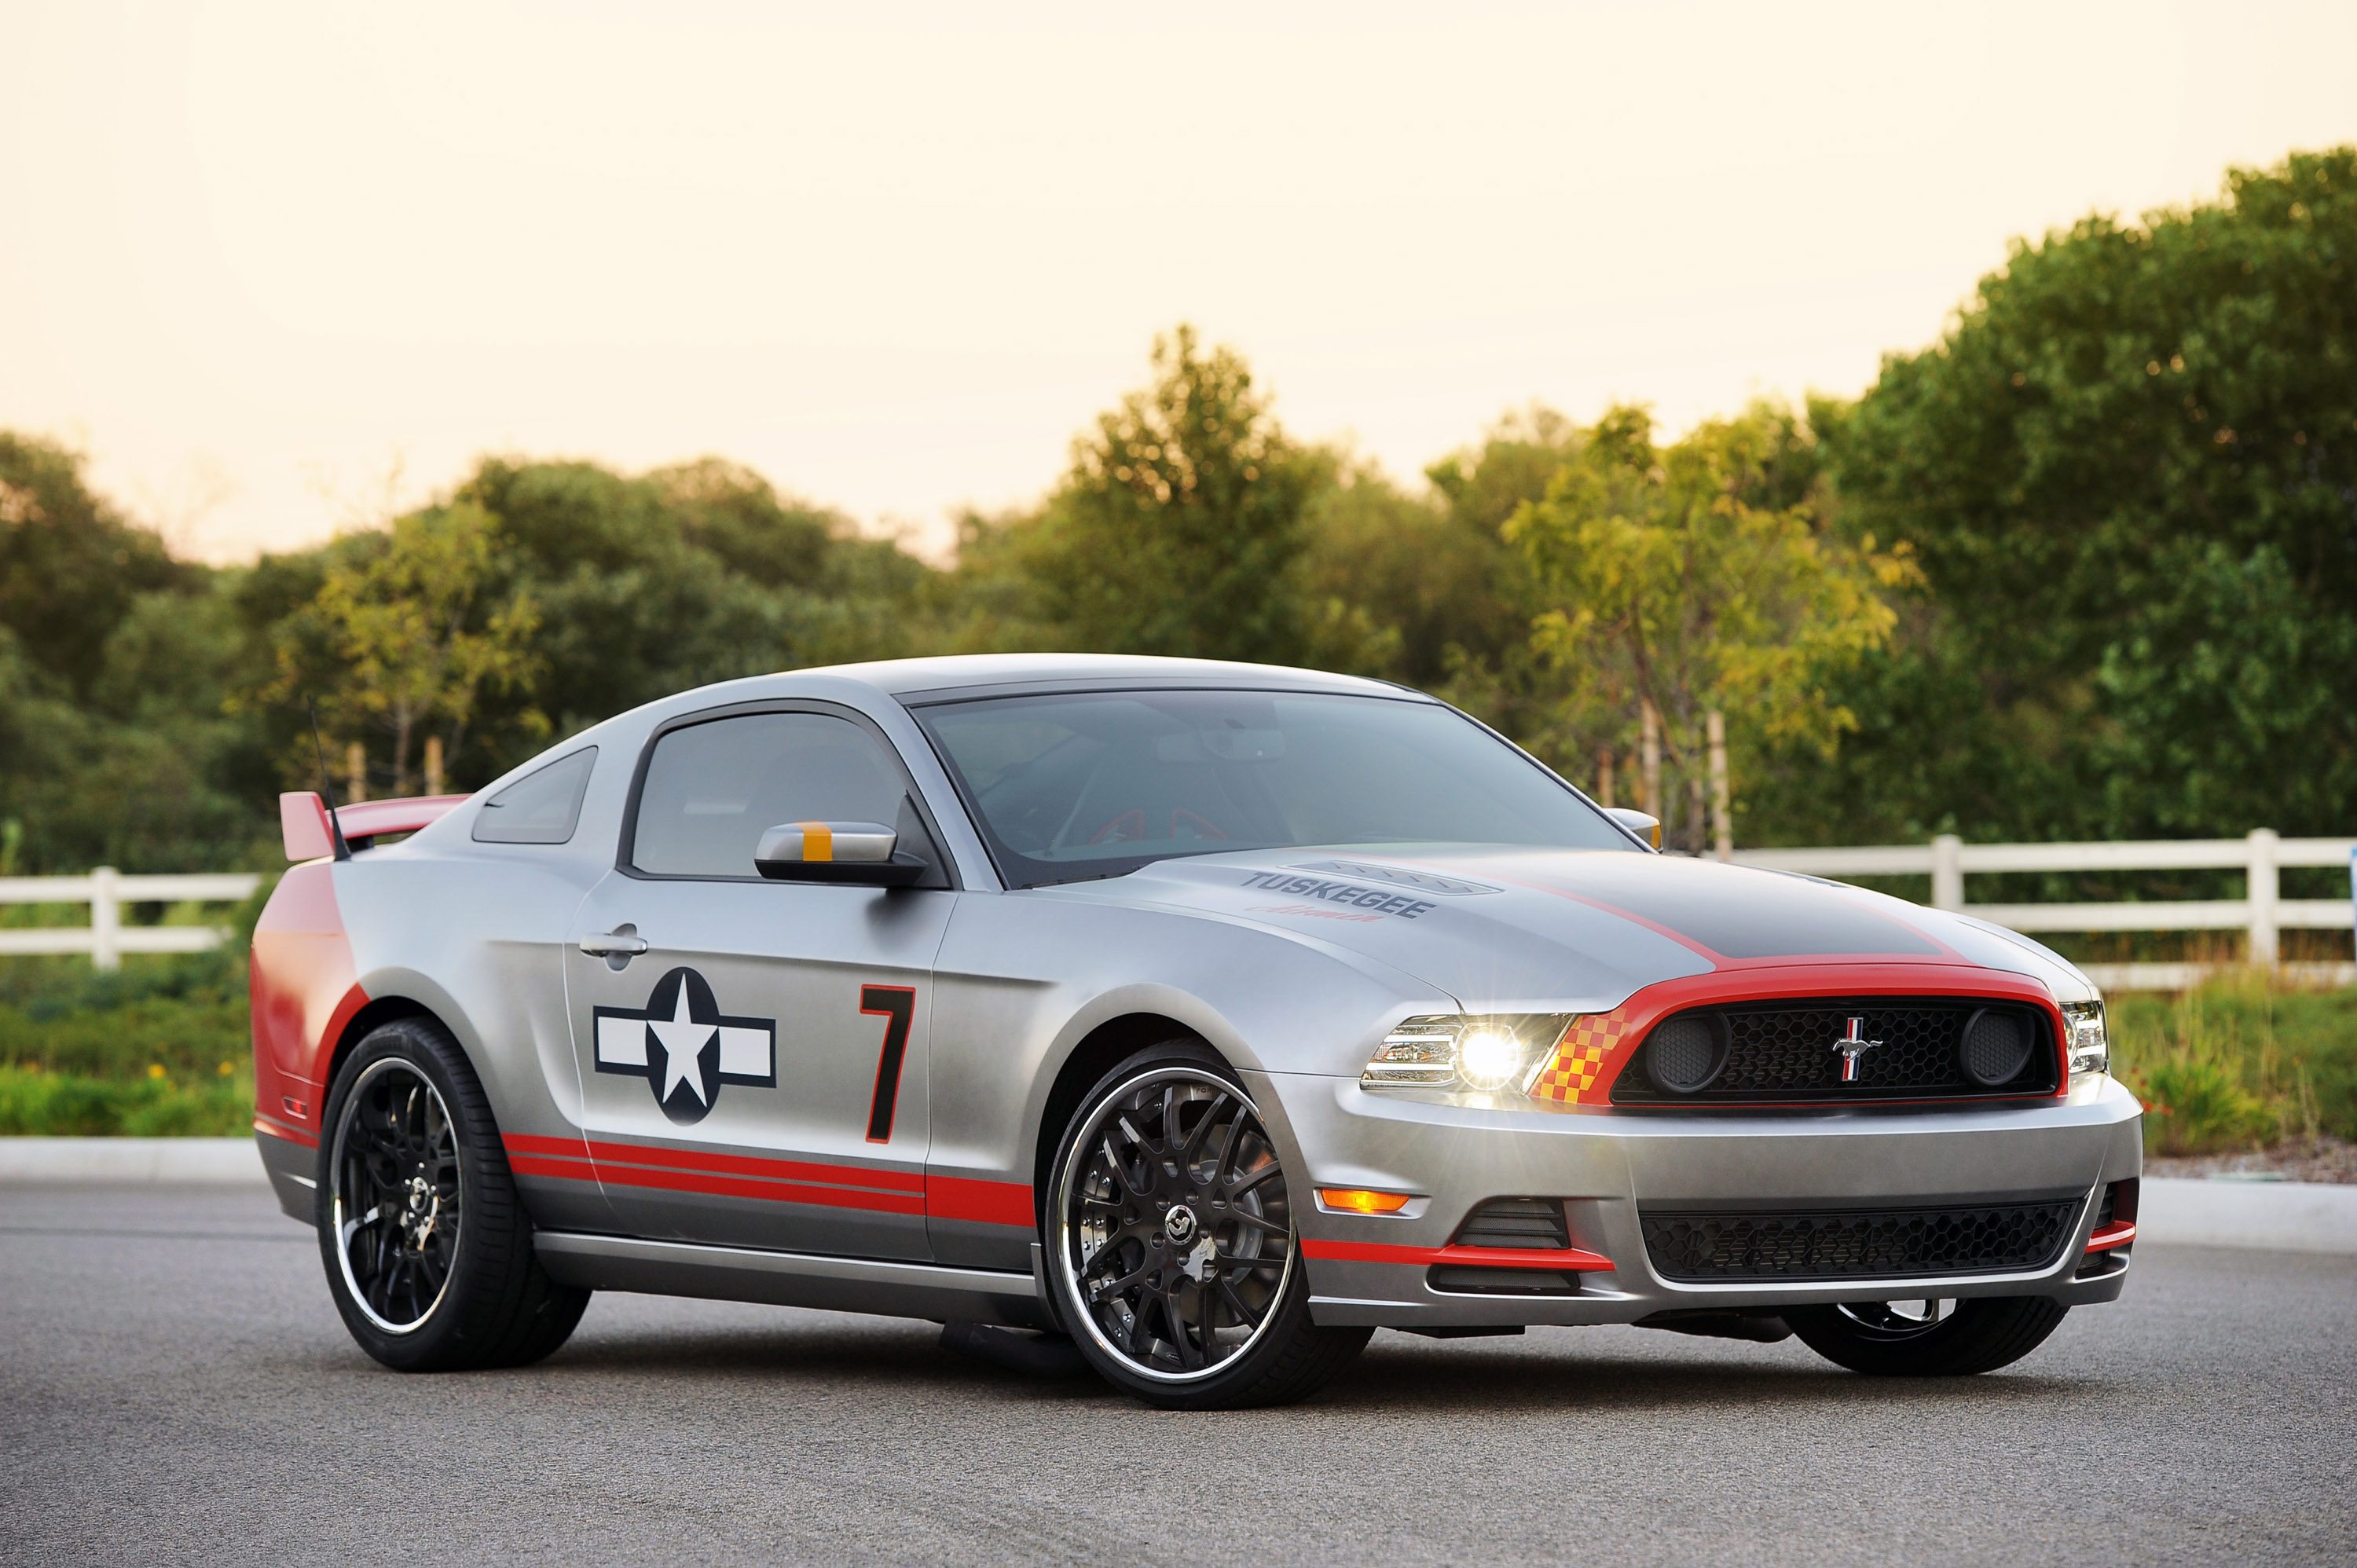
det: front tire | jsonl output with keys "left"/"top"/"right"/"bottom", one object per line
{"left": 1046, "top": 1042, "right": 1370, "bottom": 1409}
{"left": 1786, "top": 1295, "right": 2068, "bottom": 1376}
{"left": 317, "top": 1017, "right": 589, "bottom": 1372}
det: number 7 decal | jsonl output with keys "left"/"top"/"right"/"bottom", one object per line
{"left": 860, "top": 985, "right": 917, "bottom": 1144}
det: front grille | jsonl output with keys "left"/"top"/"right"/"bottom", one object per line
{"left": 1610, "top": 998, "right": 2058, "bottom": 1104}
{"left": 1640, "top": 1201, "right": 2080, "bottom": 1281}
{"left": 1453, "top": 1197, "right": 1568, "bottom": 1250}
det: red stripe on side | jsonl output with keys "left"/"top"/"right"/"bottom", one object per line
{"left": 508, "top": 1153, "right": 599, "bottom": 1183}
{"left": 926, "top": 1175, "right": 1035, "bottom": 1228}
{"left": 579, "top": 1138, "right": 924, "bottom": 1194}
{"left": 504, "top": 1132, "right": 593, "bottom": 1159}
{"left": 1301, "top": 1238, "right": 1615, "bottom": 1272}
{"left": 2084, "top": 1220, "right": 2137, "bottom": 1251}
{"left": 595, "top": 1161, "right": 925, "bottom": 1214}
{"left": 502, "top": 1134, "right": 1033, "bottom": 1225}
{"left": 253, "top": 1114, "right": 320, "bottom": 1150}
{"left": 503, "top": 1133, "right": 924, "bottom": 1212}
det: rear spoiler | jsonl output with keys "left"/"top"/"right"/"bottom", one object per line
{"left": 279, "top": 793, "right": 471, "bottom": 861}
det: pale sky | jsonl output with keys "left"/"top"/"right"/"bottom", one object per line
{"left": 4, "top": 2, "right": 2355, "bottom": 564}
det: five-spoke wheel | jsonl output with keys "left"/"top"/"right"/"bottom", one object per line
{"left": 1047, "top": 1042, "right": 1369, "bottom": 1408}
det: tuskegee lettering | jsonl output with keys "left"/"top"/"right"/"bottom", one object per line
{"left": 1237, "top": 871, "right": 1438, "bottom": 919}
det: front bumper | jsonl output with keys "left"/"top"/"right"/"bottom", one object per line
{"left": 1252, "top": 1070, "right": 2143, "bottom": 1329}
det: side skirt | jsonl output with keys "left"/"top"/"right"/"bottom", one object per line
{"left": 532, "top": 1231, "right": 1052, "bottom": 1331}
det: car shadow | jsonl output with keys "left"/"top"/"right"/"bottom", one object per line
{"left": 525, "top": 1319, "right": 2104, "bottom": 1414}
{"left": 1324, "top": 1335, "right": 2102, "bottom": 1416}
{"left": 537, "top": 1320, "right": 1110, "bottom": 1401}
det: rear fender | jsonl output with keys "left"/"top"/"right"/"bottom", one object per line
{"left": 249, "top": 861, "right": 367, "bottom": 1152}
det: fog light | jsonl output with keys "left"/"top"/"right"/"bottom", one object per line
{"left": 1457, "top": 1029, "right": 1525, "bottom": 1091}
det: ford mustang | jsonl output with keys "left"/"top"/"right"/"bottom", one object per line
{"left": 251, "top": 654, "right": 2141, "bottom": 1408}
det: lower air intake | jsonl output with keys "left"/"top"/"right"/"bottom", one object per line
{"left": 1431, "top": 1197, "right": 1579, "bottom": 1295}
{"left": 1640, "top": 1201, "right": 2080, "bottom": 1282}
{"left": 1453, "top": 1196, "right": 1569, "bottom": 1250}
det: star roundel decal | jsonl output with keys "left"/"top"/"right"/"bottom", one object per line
{"left": 593, "top": 967, "right": 776, "bottom": 1125}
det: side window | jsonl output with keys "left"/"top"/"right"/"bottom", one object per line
{"left": 472, "top": 746, "right": 597, "bottom": 844}
{"left": 631, "top": 713, "right": 913, "bottom": 879}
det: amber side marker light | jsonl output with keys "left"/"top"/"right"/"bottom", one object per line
{"left": 1318, "top": 1188, "right": 1413, "bottom": 1214}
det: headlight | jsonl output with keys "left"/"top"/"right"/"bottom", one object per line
{"left": 1361, "top": 1014, "right": 1567, "bottom": 1092}
{"left": 1457, "top": 1028, "right": 1525, "bottom": 1090}
{"left": 2062, "top": 1000, "right": 2108, "bottom": 1078}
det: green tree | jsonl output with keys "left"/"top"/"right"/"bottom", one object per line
{"left": 1827, "top": 145, "right": 2357, "bottom": 841}
{"left": 1296, "top": 427, "right": 1547, "bottom": 690}
{"left": 269, "top": 504, "right": 544, "bottom": 795}
{"left": 0, "top": 434, "right": 181, "bottom": 696}
{"left": 1504, "top": 403, "right": 1916, "bottom": 850}
{"left": 987, "top": 326, "right": 1323, "bottom": 664}
{"left": 0, "top": 440, "right": 264, "bottom": 872}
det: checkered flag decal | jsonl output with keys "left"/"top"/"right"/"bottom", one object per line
{"left": 1530, "top": 1009, "right": 1632, "bottom": 1102}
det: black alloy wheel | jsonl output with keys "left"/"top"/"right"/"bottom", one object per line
{"left": 1047, "top": 1042, "right": 1370, "bottom": 1409}
{"left": 330, "top": 1056, "right": 463, "bottom": 1332}
{"left": 317, "top": 1017, "right": 590, "bottom": 1372}
{"left": 1786, "top": 1294, "right": 2069, "bottom": 1376}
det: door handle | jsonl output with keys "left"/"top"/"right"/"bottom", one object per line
{"left": 578, "top": 929, "right": 649, "bottom": 957}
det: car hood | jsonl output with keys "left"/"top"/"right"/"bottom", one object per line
{"left": 1043, "top": 845, "right": 2093, "bottom": 1013}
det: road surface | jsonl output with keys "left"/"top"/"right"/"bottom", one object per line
{"left": 2, "top": 1183, "right": 2350, "bottom": 1566}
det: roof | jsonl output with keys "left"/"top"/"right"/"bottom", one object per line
{"left": 790, "top": 653, "right": 1424, "bottom": 703}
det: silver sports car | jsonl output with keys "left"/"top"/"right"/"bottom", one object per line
{"left": 251, "top": 654, "right": 2141, "bottom": 1408}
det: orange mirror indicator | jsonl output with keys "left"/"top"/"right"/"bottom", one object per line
{"left": 1318, "top": 1188, "right": 1413, "bottom": 1214}
{"left": 800, "top": 821, "right": 834, "bottom": 862}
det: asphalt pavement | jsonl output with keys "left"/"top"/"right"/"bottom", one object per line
{"left": 2, "top": 1183, "right": 2351, "bottom": 1567}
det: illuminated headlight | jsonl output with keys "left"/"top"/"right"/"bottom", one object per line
{"left": 1361, "top": 1015, "right": 1565, "bottom": 1092}
{"left": 2062, "top": 1000, "right": 2109, "bottom": 1079}
{"left": 1457, "top": 1028, "right": 1525, "bottom": 1091}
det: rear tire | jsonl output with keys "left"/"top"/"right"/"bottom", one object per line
{"left": 1786, "top": 1295, "right": 2068, "bottom": 1376}
{"left": 316, "top": 1017, "right": 590, "bottom": 1372}
{"left": 1045, "top": 1041, "right": 1370, "bottom": 1409}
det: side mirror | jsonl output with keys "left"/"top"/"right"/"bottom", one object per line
{"left": 754, "top": 820, "right": 927, "bottom": 886}
{"left": 1606, "top": 808, "right": 1662, "bottom": 850}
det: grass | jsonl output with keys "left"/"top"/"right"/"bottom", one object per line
{"left": 2110, "top": 973, "right": 2357, "bottom": 1156}
{"left": 0, "top": 948, "right": 255, "bottom": 1136}
{"left": 0, "top": 1065, "right": 249, "bottom": 1136}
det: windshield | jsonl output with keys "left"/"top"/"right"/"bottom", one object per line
{"left": 911, "top": 689, "right": 1636, "bottom": 887}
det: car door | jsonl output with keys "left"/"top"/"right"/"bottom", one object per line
{"left": 563, "top": 703, "right": 956, "bottom": 1260}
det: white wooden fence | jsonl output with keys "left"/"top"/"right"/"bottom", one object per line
{"left": 1736, "top": 830, "right": 2357, "bottom": 991}
{"left": 0, "top": 870, "right": 262, "bottom": 969}
{"left": 1, "top": 833, "right": 2352, "bottom": 991}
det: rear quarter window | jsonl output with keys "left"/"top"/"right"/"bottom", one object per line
{"left": 471, "top": 746, "right": 598, "bottom": 844}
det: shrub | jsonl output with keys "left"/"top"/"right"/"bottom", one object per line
{"left": 2110, "top": 975, "right": 2349, "bottom": 1154}
{"left": 0, "top": 1065, "right": 249, "bottom": 1137}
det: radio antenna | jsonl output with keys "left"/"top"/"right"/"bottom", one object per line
{"left": 307, "top": 698, "right": 353, "bottom": 861}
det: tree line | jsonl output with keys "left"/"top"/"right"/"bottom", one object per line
{"left": 2, "top": 147, "right": 2351, "bottom": 875}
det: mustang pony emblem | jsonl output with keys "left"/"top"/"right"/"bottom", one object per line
{"left": 1832, "top": 1017, "right": 1883, "bottom": 1083}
